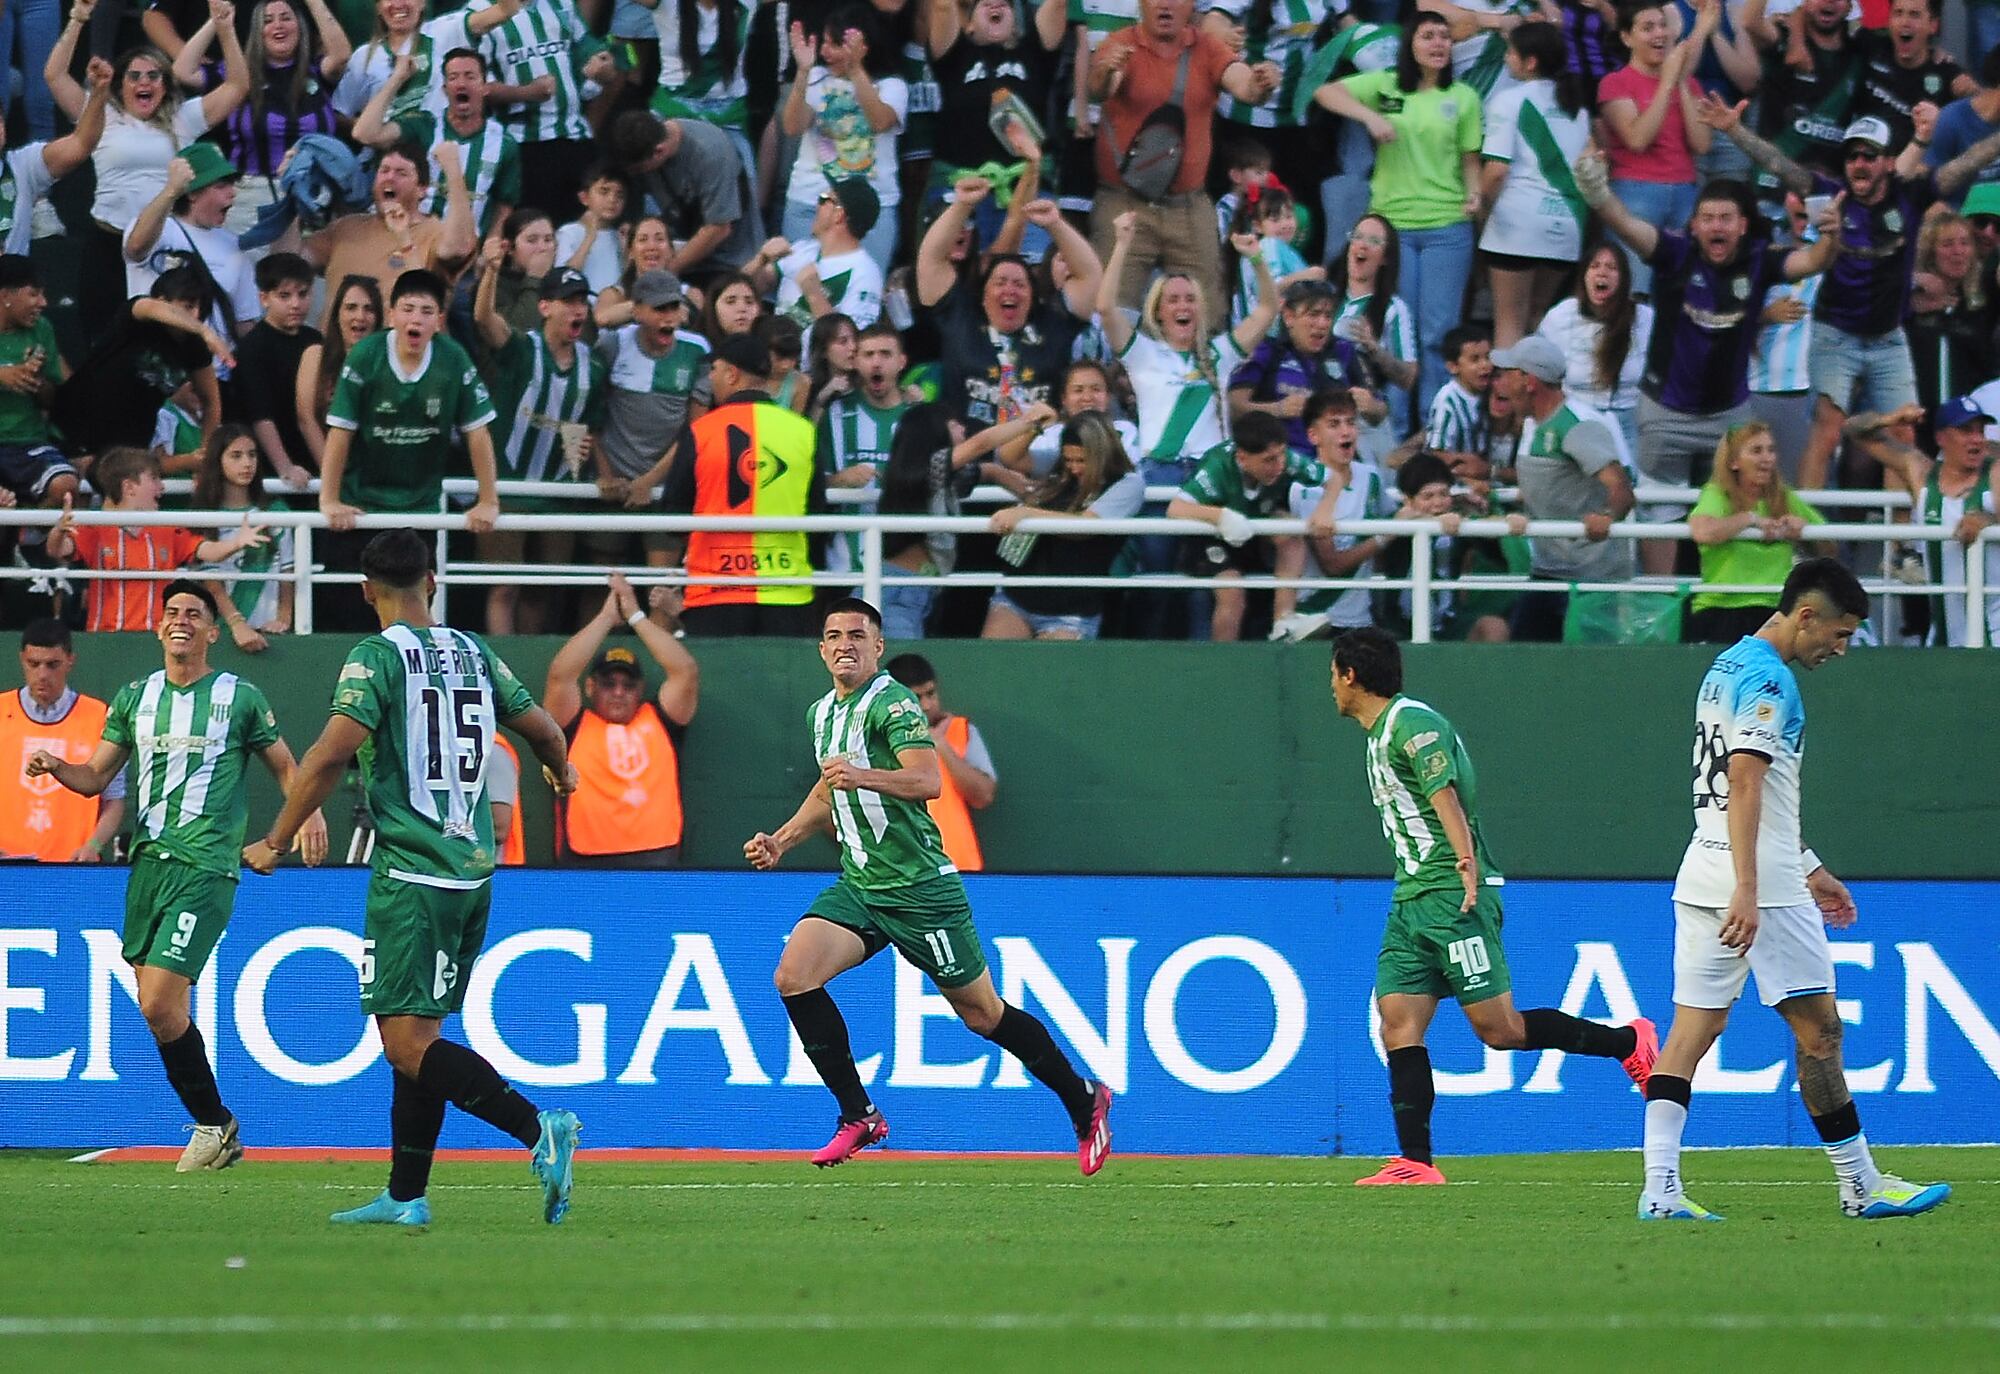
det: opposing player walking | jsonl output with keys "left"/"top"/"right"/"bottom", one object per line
{"left": 28, "top": 581, "right": 328, "bottom": 1171}
{"left": 1640, "top": 559, "right": 1949, "bottom": 1222}
{"left": 746, "top": 598, "right": 1114, "bottom": 1173}
{"left": 1331, "top": 628, "right": 1657, "bottom": 1184}
{"left": 244, "top": 531, "right": 584, "bottom": 1226}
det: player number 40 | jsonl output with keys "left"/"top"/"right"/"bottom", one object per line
{"left": 1447, "top": 936, "right": 1491, "bottom": 976}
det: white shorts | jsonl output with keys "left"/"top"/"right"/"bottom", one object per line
{"left": 1672, "top": 901, "right": 1836, "bottom": 1010}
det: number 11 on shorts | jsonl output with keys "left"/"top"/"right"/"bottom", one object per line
{"left": 924, "top": 930, "right": 956, "bottom": 969}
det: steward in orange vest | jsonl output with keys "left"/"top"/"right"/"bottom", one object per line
{"left": 3, "top": 622, "right": 126, "bottom": 862}
{"left": 544, "top": 573, "right": 701, "bottom": 867}
{"left": 490, "top": 734, "right": 527, "bottom": 865}
{"left": 884, "top": 653, "right": 996, "bottom": 872}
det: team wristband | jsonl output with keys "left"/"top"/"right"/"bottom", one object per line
{"left": 626, "top": 610, "right": 647, "bottom": 628}
{"left": 1801, "top": 847, "right": 1822, "bottom": 875}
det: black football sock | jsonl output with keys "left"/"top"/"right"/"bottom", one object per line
{"left": 388, "top": 1071, "right": 447, "bottom": 1201}
{"left": 417, "top": 1039, "right": 541, "bottom": 1148}
{"left": 1519, "top": 1008, "right": 1638, "bottom": 1060}
{"left": 783, "top": 989, "right": 875, "bottom": 1122}
{"left": 980, "top": 1003, "right": 1095, "bottom": 1132}
{"left": 157, "top": 1023, "right": 230, "bottom": 1127}
{"left": 1386, "top": 1045, "right": 1435, "bottom": 1165}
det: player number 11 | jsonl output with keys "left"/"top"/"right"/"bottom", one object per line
{"left": 923, "top": 930, "right": 956, "bottom": 969}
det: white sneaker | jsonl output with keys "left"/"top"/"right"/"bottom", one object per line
{"left": 177, "top": 1118, "right": 243, "bottom": 1173}
{"left": 1843, "top": 1174, "right": 1950, "bottom": 1219}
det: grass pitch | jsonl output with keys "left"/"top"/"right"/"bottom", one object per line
{"left": 4, "top": 1148, "right": 1996, "bottom": 1373}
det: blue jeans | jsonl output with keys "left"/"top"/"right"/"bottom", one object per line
{"left": 780, "top": 196, "right": 899, "bottom": 279}
{"left": 1394, "top": 219, "right": 1474, "bottom": 420}
{"left": 879, "top": 564, "right": 935, "bottom": 641}
{"left": 1608, "top": 180, "right": 1696, "bottom": 297}
{"left": 1318, "top": 121, "right": 1375, "bottom": 261}
{"left": 0, "top": 0, "right": 58, "bottom": 141}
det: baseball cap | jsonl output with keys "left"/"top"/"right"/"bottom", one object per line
{"left": 631, "top": 268, "right": 685, "bottom": 308}
{"left": 826, "top": 177, "right": 881, "bottom": 237}
{"left": 712, "top": 331, "right": 772, "bottom": 379}
{"left": 1490, "top": 336, "right": 1566, "bottom": 385}
{"left": 591, "top": 645, "right": 645, "bottom": 680}
{"left": 1962, "top": 183, "right": 2000, "bottom": 219}
{"left": 177, "top": 141, "right": 239, "bottom": 194}
{"left": 539, "top": 267, "right": 592, "bottom": 302}
{"left": 1842, "top": 116, "right": 1893, "bottom": 151}
{"left": 1935, "top": 396, "right": 1994, "bottom": 431}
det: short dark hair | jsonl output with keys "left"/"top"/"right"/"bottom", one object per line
{"left": 390, "top": 269, "right": 449, "bottom": 310}
{"left": 856, "top": 318, "right": 903, "bottom": 348}
{"left": 382, "top": 137, "right": 432, "bottom": 184}
{"left": 160, "top": 578, "right": 218, "bottom": 619}
{"left": 150, "top": 265, "right": 211, "bottom": 314}
{"left": 1233, "top": 410, "right": 1289, "bottom": 455}
{"left": 1333, "top": 626, "right": 1403, "bottom": 697}
{"left": 884, "top": 653, "right": 936, "bottom": 688}
{"left": 359, "top": 529, "right": 433, "bottom": 590}
{"left": 581, "top": 162, "right": 627, "bottom": 192}
{"left": 823, "top": 596, "right": 882, "bottom": 631}
{"left": 440, "top": 45, "right": 483, "bottom": 72}
{"left": 1694, "top": 177, "right": 1757, "bottom": 221}
{"left": 1779, "top": 556, "right": 1868, "bottom": 618}
{"left": 20, "top": 617, "right": 72, "bottom": 653}
{"left": 254, "top": 251, "right": 314, "bottom": 293}
{"left": 609, "top": 110, "right": 668, "bottom": 167}
{"left": 1397, "top": 451, "right": 1454, "bottom": 498}
{"left": 96, "top": 446, "right": 160, "bottom": 502}
{"left": 1302, "top": 387, "right": 1356, "bottom": 428}
{"left": 1440, "top": 323, "right": 1491, "bottom": 364}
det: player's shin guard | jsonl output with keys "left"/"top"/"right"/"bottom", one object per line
{"left": 1520, "top": 1008, "right": 1639, "bottom": 1059}
{"left": 389, "top": 1071, "right": 448, "bottom": 1202}
{"left": 1810, "top": 1100, "right": 1883, "bottom": 1198}
{"left": 782, "top": 989, "right": 875, "bottom": 1121}
{"left": 1643, "top": 1074, "right": 1692, "bottom": 1198}
{"left": 1386, "top": 1045, "right": 1435, "bottom": 1165}
{"left": 980, "top": 1003, "right": 1095, "bottom": 1131}
{"left": 157, "top": 1022, "right": 230, "bottom": 1127}
{"left": 417, "top": 1039, "right": 541, "bottom": 1148}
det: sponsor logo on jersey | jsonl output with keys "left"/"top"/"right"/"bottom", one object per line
{"left": 1421, "top": 752, "right": 1448, "bottom": 782}
{"left": 1755, "top": 701, "right": 1776, "bottom": 722}
{"left": 1404, "top": 730, "right": 1439, "bottom": 757}
{"left": 499, "top": 39, "right": 569, "bottom": 64}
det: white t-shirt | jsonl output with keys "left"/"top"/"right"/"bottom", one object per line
{"left": 784, "top": 69, "right": 908, "bottom": 209}
{"left": 1479, "top": 79, "right": 1590, "bottom": 263}
{"left": 1448, "top": 0, "right": 1533, "bottom": 98}
{"left": 774, "top": 240, "right": 884, "bottom": 335}
{"left": 332, "top": 13, "right": 479, "bottom": 123}
{"left": 91, "top": 101, "right": 214, "bottom": 230}
{"left": 556, "top": 219, "right": 627, "bottom": 293}
{"left": 1119, "top": 331, "right": 1246, "bottom": 462}
{"left": 1021, "top": 416, "right": 1141, "bottom": 477}
{"left": 124, "top": 215, "right": 261, "bottom": 327}
{"left": 0, "top": 144, "right": 57, "bottom": 256}
{"left": 1289, "top": 458, "right": 1391, "bottom": 628}
{"left": 1535, "top": 299, "right": 1653, "bottom": 412}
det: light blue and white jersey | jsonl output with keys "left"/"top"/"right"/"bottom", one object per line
{"left": 1673, "top": 635, "right": 1811, "bottom": 909}
{"left": 1748, "top": 272, "right": 1821, "bottom": 395}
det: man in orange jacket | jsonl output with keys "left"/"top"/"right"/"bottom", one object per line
{"left": 885, "top": 653, "right": 996, "bottom": 872}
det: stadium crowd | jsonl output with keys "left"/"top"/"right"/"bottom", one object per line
{"left": 0, "top": 0, "right": 1992, "bottom": 647}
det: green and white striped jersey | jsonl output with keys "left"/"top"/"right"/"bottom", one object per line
{"left": 330, "top": 623, "right": 537, "bottom": 886}
{"left": 395, "top": 111, "right": 523, "bottom": 236}
{"left": 1363, "top": 695, "right": 1501, "bottom": 900}
{"left": 488, "top": 329, "right": 609, "bottom": 489}
{"left": 651, "top": 0, "right": 752, "bottom": 125}
{"left": 475, "top": 0, "right": 603, "bottom": 143}
{"left": 1067, "top": 0, "right": 1140, "bottom": 128}
{"left": 816, "top": 392, "right": 904, "bottom": 573}
{"left": 809, "top": 671, "right": 957, "bottom": 892}
{"left": 102, "top": 670, "right": 281, "bottom": 875}
{"left": 1212, "top": 0, "right": 1338, "bottom": 129}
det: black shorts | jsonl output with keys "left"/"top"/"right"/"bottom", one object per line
{"left": 1185, "top": 536, "right": 1273, "bottom": 579}
{"left": 1482, "top": 249, "right": 1570, "bottom": 272}
{"left": 1058, "top": 134, "right": 1099, "bottom": 213}
{"left": 0, "top": 443, "right": 75, "bottom": 502}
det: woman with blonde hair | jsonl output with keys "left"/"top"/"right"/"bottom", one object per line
{"left": 1908, "top": 209, "right": 1996, "bottom": 449}
{"left": 1686, "top": 420, "right": 1826, "bottom": 643}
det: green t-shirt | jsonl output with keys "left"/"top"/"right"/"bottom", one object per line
{"left": 326, "top": 331, "right": 497, "bottom": 513}
{"left": 1689, "top": 483, "right": 1824, "bottom": 612}
{"left": 1181, "top": 443, "right": 1327, "bottom": 516}
{"left": 329, "top": 622, "right": 537, "bottom": 885}
{"left": 808, "top": 671, "right": 958, "bottom": 893}
{"left": 102, "top": 669, "right": 281, "bottom": 876}
{"left": 393, "top": 112, "right": 523, "bottom": 236}
{"left": 1363, "top": 694, "right": 1501, "bottom": 899}
{"left": 1338, "top": 68, "right": 1484, "bottom": 230}
{"left": 488, "top": 329, "right": 609, "bottom": 503}
{"left": 0, "top": 317, "right": 62, "bottom": 446}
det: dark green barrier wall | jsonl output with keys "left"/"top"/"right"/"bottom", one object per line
{"left": 43, "top": 636, "right": 2000, "bottom": 878}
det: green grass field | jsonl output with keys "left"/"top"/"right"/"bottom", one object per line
{"left": 4, "top": 1148, "right": 1996, "bottom": 1373}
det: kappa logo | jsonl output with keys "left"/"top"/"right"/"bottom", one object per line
{"left": 1758, "top": 678, "right": 1783, "bottom": 696}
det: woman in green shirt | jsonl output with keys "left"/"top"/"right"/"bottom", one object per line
{"left": 1686, "top": 420, "right": 1827, "bottom": 643}
{"left": 1313, "top": 10, "right": 1481, "bottom": 417}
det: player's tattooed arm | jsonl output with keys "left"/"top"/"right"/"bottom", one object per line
{"left": 24, "top": 739, "right": 129, "bottom": 797}
{"left": 503, "top": 703, "right": 579, "bottom": 796}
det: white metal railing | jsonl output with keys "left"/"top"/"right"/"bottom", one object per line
{"left": 7, "top": 499, "right": 1993, "bottom": 646}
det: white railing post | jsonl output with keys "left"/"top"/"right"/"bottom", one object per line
{"left": 292, "top": 523, "right": 314, "bottom": 635}
{"left": 432, "top": 527, "right": 449, "bottom": 621}
{"left": 860, "top": 525, "right": 884, "bottom": 611}
{"left": 1410, "top": 530, "right": 1433, "bottom": 644}
{"left": 1969, "top": 527, "right": 1990, "bottom": 649}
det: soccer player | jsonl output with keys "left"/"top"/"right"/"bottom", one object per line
{"left": 26, "top": 581, "right": 328, "bottom": 1171}
{"left": 1330, "top": 627, "right": 1658, "bottom": 1184}
{"left": 243, "top": 530, "right": 584, "bottom": 1226}
{"left": 1641, "top": 559, "right": 1950, "bottom": 1222}
{"left": 746, "top": 598, "right": 1114, "bottom": 1174}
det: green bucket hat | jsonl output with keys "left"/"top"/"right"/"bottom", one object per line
{"left": 177, "top": 141, "right": 239, "bottom": 195}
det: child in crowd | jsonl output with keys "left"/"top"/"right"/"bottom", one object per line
{"left": 1425, "top": 324, "right": 1495, "bottom": 480}
{"left": 192, "top": 424, "right": 295, "bottom": 653}
{"left": 1225, "top": 178, "right": 1321, "bottom": 330}
{"left": 230, "top": 253, "right": 321, "bottom": 486}
{"left": 1213, "top": 135, "right": 1276, "bottom": 245}
{"left": 46, "top": 445, "right": 266, "bottom": 632}
{"left": 556, "top": 166, "right": 630, "bottom": 294}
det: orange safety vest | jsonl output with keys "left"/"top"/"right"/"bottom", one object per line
{"left": 560, "top": 703, "right": 684, "bottom": 856}
{"left": 680, "top": 398, "right": 818, "bottom": 609}
{"left": 493, "top": 734, "right": 526, "bottom": 866}
{"left": 928, "top": 715, "right": 985, "bottom": 873}
{"left": 0, "top": 689, "right": 110, "bottom": 862}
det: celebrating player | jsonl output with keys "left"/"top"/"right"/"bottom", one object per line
{"left": 746, "top": 598, "right": 1114, "bottom": 1174}
{"left": 27, "top": 581, "right": 328, "bottom": 1172}
{"left": 244, "top": 530, "right": 584, "bottom": 1226}
{"left": 1331, "top": 628, "right": 1657, "bottom": 1184}
{"left": 1641, "top": 559, "right": 1950, "bottom": 1222}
